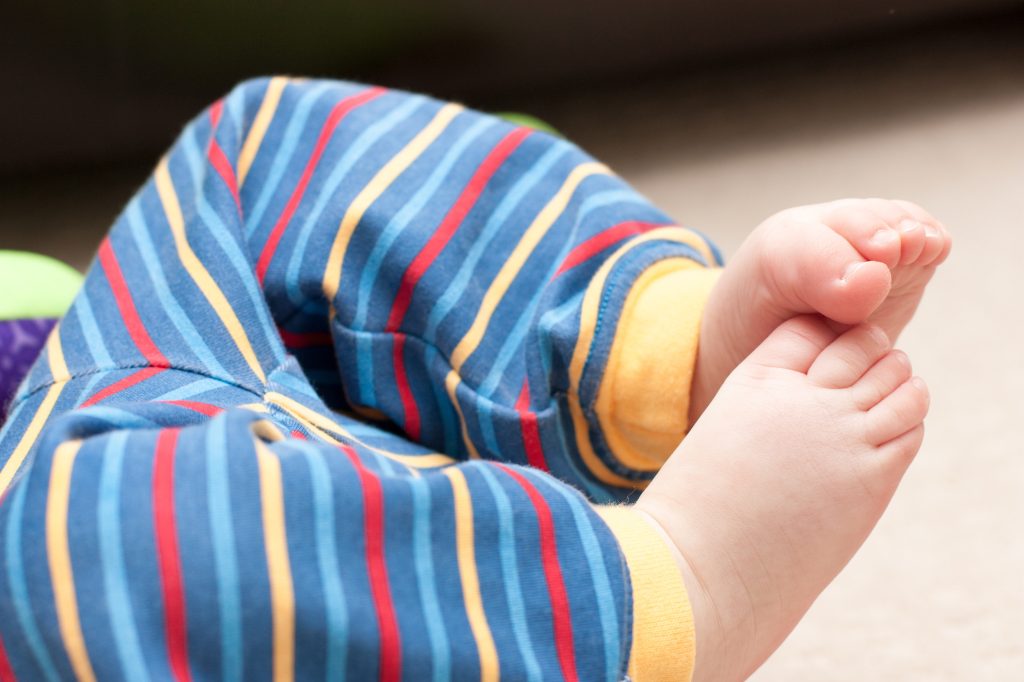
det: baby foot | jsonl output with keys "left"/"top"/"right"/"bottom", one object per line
{"left": 690, "top": 198, "right": 950, "bottom": 421}
{"left": 638, "top": 316, "right": 929, "bottom": 681}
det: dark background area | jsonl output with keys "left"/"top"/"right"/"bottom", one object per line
{"left": 3, "top": 0, "right": 1022, "bottom": 175}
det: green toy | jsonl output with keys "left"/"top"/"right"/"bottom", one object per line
{"left": 0, "top": 251, "right": 83, "bottom": 321}
{"left": 0, "top": 251, "right": 83, "bottom": 417}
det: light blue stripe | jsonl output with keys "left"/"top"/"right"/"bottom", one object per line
{"left": 126, "top": 201, "right": 231, "bottom": 378}
{"left": 537, "top": 292, "right": 584, "bottom": 379}
{"left": 532, "top": 471, "right": 621, "bottom": 681}
{"left": 373, "top": 452, "right": 398, "bottom": 477}
{"left": 5, "top": 481, "right": 61, "bottom": 682}
{"left": 477, "top": 191, "right": 647, "bottom": 398}
{"left": 269, "top": 370, "right": 321, "bottom": 401}
{"left": 0, "top": 400, "right": 28, "bottom": 449}
{"left": 284, "top": 95, "right": 428, "bottom": 307}
{"left": 300, "top": 446, "right": 349, "bottom": 681}
{"left": 409, "top": 480, "right": 451, "bottom": 682}
{"left": 354, "top": 116, "right": 493, "bottom": 406}
{"left": 425, "top": 346, "right": 457, "bottom": 455}
{"left": 76, "top": 373, "right": 106, "bottom": 410}
{"left": 72, "top": 289, "right": 114, "bottom": 367}
{"left": 77, "top": 407, "right": 158, "bottom": 429}
{"left": 97, "top": 432, "right": 149, "bottom": 680}
{"left": 182, "top": 129, "right": 286, "bottom": 370}
{"left": 206, "top": 418, "right": 243, "bottom": 682}
{"left": 423, "top": 143, "right": 570, "bottom": 341}
{"left": 224, "top": 86, "right": 245, "bottom": 146}
{"left": 475, "top": 466, "right": 543, "bottom": 681}
{"left": 474, "top": 292, "right": 583, "bottom": 460}
{"left": 336, "top": 420, "right": 389, "bottom": 439}
{"left": 551, "top": 401, "right": 612, "bottom": 502}
{"left": 244, "top": 81, "right": 335, "bottom": 237}
{"left": 154, "top": 378, "right": 228, "bottom": 403}
{"left": 353, "top": 116, "right": 493, "bottom": 329}
{"left": 477, "top": 399, "right": 502, "bottom": 460}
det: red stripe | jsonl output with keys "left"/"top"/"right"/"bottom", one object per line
{"left": 496, "top": 464, "right": 578, "bottom": 681}
{"left": 82, "top": 366, "right": 165, "bottom": 408}
{"left": 209, "top": 99, "right": 224, "bottom": 128}
{"left": 384, "top": 127, "right": 531, "bottom": 438}
{"left": 207, "top": 101, "right": 242, "bottom": 215}
{"left": 554, "top": 221, "right": 666, "bottom": 277}
{"left": 98, "top": 238, "right": 170, "bottom": 367}
{"left": 160, "top": 400, "right": 223, "bottom": 417}
{"left": 515, "top": 381, "right": 549, "bottom": 471}
{"left": 392, "top": 335, "right": 420, "bottom": 441}
{"left": 255, "top": 87, "right": 387, "bottom": 285}
{"left": 385, "top": 127, "right": 532, "bottom": 332}
{"left": 340, "top": 444, "right": 401, "bottom": 682}
{"left": 153, "top": 429, "right": 193, "bottom": 682}
{"left": 290, "top": 430, "right": 307, "bottom": 440}
{"left": 0, "top": 632, "right": 16, "bottom": 682}
{"left": 277, "top": 327, "right": 333, "bottom": 349}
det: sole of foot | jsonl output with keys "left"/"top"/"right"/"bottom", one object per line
{"left": 640, "top": 316, "right": 930, "bottom": 681}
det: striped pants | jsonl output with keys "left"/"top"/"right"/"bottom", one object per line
{"left": 0, "top": 78, "right": 721, "bottom": 681}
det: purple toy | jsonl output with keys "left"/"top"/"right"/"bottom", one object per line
{"left": 0, "top": 319, "right": 57, "bottom": 419}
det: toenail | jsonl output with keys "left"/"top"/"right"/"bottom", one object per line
{"left": 924, "top": 224, "right": 939, "bottom": 238}
{"left": 871, "top": 228, "right": 898, "bottom": 245}
{"left": 893, "top": 350, "right": 910, "bottom": 367}
{"left": 899, "top": 218, "right": 921, "bottom": 233}
{"left": 911, "top": 376, "right": 928, "bottom": 391}
{"left": 841, "top": 261, "right": 865, "bottom": 282}
{"left": 867, "top": 326, "right": 889, "bottom": 347}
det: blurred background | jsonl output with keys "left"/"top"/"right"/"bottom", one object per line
{"left": 3, "top": 1, "right": 1023, "bottom": 679}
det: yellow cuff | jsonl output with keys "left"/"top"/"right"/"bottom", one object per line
{"left": 596, "top": 506, "right": 695, "bottom": 682}
{"left": 595, "top": 265, "right": 722, "bottom": 470}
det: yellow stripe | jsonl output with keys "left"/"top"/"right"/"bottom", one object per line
{"left": 252, "top": 420, "right": 287, "bottom": 442}
{"left": 322, "top": 103, "right": 463, "bottom": 302}
{"left": 449, "top": 162, "right": 610, "bottom": 372}
{"left": 442, "top": 371, "right": 481, "bottom": 459}
{"left": 237, "top": 76, "right": 288, "bottom": 187}
{"left": 47, "top": 323, "right": 70, "bottom": 381}
{"left": 263, "top": 392, "right": 453, "bottom": 470}
{"left": 596, "top": 507, "right": 695, "bottom": 682}
{"left": 0, "top": 328, "right": 69, "bottom": 497}
{"left": 256, "top": 442, "right": 296, "bottom": 682}
{"left": 46, "top": 440, "right": 98, "bottom": 682}
{"left": 155, "top": 159, "right": 267, "bottom": 384}
{"left": 442, "top": 468, "right": 499, "bottom": 681}
{"left": 566, "top": 227, "right": 714, "bottom": 488}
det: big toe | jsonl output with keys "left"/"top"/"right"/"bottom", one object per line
{"left": 770, "top": 220, "right": 893, "bottom": 325}
{"left": 745, "top": 315, "right": 838, "bottom": 373}
{"left": 807, "top": 324, "right": 891, "bottom": 388}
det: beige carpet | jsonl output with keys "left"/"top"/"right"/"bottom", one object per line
{"left": 2, "top": 17, "right": 1022, "bottom": 681}
{"left": 551, "top": 20, "right": 1024, "bottom": 681}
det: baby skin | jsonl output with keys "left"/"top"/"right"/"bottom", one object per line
{"left": 689, "top": 197, "right": 951, "bottom": 422}
{"left": 637, "top": 198, "right": 950, "bottom": 680}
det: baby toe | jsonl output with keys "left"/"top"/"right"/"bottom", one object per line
{"left": 807, "top": 324, "right": 891, "bottom": 388}
{"left": 889, "top": 200, "right": 950, "bottom": 264}
{"left": 865, "top": 376, "right": 930, "bottom": 445}
{"left": 896, "top": 219, "right": 928, "bottom": 264}
{"left": 821, "top": 205, "right": 901, "bottom": 268}
{"left": 918, "top": 220, "right": 954, "bottom": 267}
{"left": 875, "top": 422, "right": 926, "bottom": 472}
